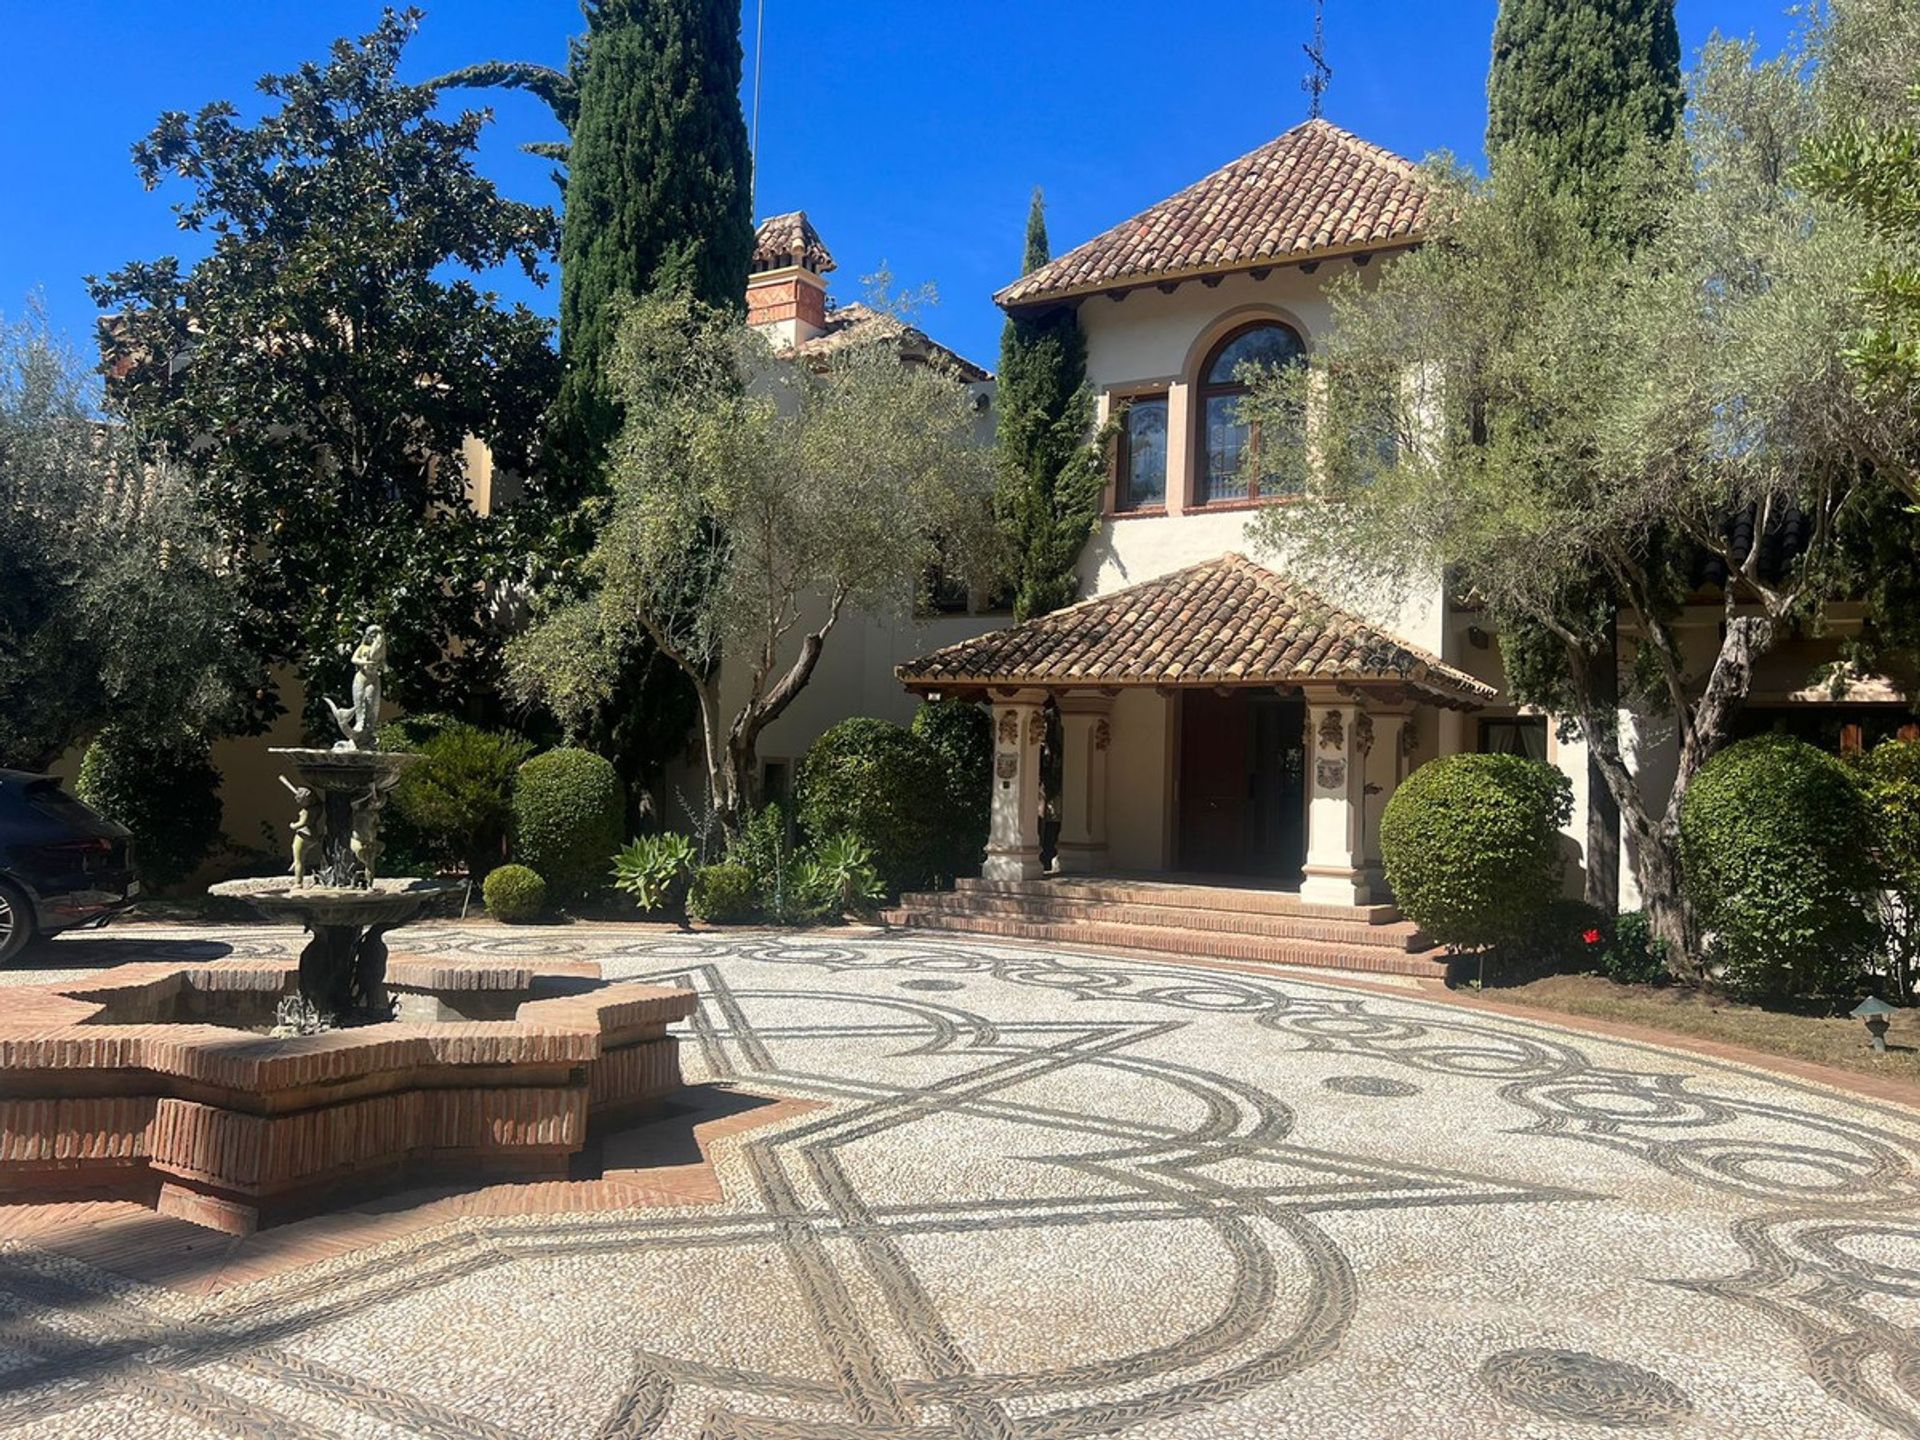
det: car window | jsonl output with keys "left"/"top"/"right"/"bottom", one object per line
{"left": 23, "top": 781, "right": 104, "bottom": 827}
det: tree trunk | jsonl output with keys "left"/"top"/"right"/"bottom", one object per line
{"left": 1608, "top": 613, "right": 1776, "bottom": 982}
{"left": 1585, "top": 614, "right": 1621, "bottom": 913}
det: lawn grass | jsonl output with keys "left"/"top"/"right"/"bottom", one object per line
{"left": 1478, "top": 973, "right": 1920, "bottom": 1089}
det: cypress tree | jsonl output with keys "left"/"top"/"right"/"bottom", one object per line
{"left": 995, "top": 189, "right": 1103, "bottom": 622}
{"left": 552, "top": 0, "right": 755, "bottom": 481}
{"left": 1488, "top": 0, "right": 1683, "bottom": 229}
{"left": 1485, "top": 0, "right": 1681, "bottom": 912}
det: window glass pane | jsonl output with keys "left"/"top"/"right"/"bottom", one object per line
{"left": 1479, "top": 718, "right": 1549, "bottom": 764}
{"left": 1205, "top": 324, "right": 1304, "bottom": 385}
{"left": 1121, "top": 397, "right": 1167, "bottom": 509}
{"left": 1204, "top": 393, "right": 1249, "bottom": 501}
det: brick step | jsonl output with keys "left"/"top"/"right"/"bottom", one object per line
{"left": 879, "top": 909, "right": 1452, "bottom": 980}
{"left": 951, "top": 876, "right": 1404, "bottom": 925}
{"left": 893, "top": 891, "right": 1426, "bottom": 951}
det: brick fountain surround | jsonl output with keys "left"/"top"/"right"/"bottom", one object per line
{"left": 0, "top": 952, "right": 697, "bottom": 1235}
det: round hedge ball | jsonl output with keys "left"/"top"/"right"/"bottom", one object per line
{"left": 510, "top": 748, "right": 624, "bottom": 900}
{"left": 483, "top": 864, "right": 547, "bottom": 924}
{"left": 1680, "top": 734, "right": 1881, "bottom": 1001}
{"left": 1380, "top": 753, "right": 1572, "bottom": 951}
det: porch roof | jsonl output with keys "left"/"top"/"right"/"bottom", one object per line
{"left": 898, "top": 554, "right": 1497, "bottom": 708}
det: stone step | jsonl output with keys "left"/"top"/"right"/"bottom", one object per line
{"left": 893, "top": 890, "right": 1426, "bottom": 951}
{"left": 879, "top": 908, "right": 1453, "bottom": 980}
{"left": 951, "top": 875, "right": 1404, "bottom": 925}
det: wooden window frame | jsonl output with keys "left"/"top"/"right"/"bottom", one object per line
{"left": 1193, "top": 320, "right": 1306, "bottom": 508}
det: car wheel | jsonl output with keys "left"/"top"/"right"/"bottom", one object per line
{"left": 0, "top": 881, "right": 34, "bottom": 964}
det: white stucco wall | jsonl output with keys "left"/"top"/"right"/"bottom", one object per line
{"left": 1107, "top": 689, "right": 1174, "bottom": 870}
{"left": 1068, "top": 261, "right": 1449, "bottom": 655}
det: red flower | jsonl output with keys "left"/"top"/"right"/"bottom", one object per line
{"left": 1582, "top": 928, "right": 1603, "bottom": 946}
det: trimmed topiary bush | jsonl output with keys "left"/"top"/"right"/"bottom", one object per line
{"left": 1381, "top": 753, "right": 1573, "bottom": 951}
{"left": 483, "top": 863, "right": 546, "bottom": 923}
{"left": 511, "top": 748, "right": 625, "bottom": 899}
{"left": 797, "top": 719, "right": 951, "bottom": 897}
{"left": 76, "top": 725, "right": 224, "bottom": 890}
{"left": 389, "top": 724, "right": 532, "bottom": 880}
{"left": 1681, "top": 734, "right": 1882, "bottom": 1002}
{"left": 689, "top": 862, "right": 757, "bottom": 924}
{"left": 911, "top": 699, "right": 992, "bottom": 881}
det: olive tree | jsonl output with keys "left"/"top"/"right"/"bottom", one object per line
{"left": 1244, "top": 40, "right": 1896, "bottom": 973}
{"left": 507, "top": 292, "right": 996, "bottom": 829}
{"left": 0, "top": 302, "right": 245, "bottom": 770}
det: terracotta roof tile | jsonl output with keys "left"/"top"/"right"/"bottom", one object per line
{"left": 790, "top": 303, "right": 991, "bottom": 383}
{"left": 753, "top": 211, "right": 836, "bottom": 275}
{"left": 897, "top": 554, "right": 1494, "bottom": 705}
{"left": 997, "top": 120, "right": 1427, "bottom": 307}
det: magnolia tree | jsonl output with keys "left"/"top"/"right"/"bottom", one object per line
{"left": 507, "top": 293, "right": 997, "bottom": 829}
{"left": 1243, "top": 39, "right": 1905, "bottom": 972}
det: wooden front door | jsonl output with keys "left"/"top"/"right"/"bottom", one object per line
{"left": 1177, "top": 691, "right": 1306, "bottom": 878}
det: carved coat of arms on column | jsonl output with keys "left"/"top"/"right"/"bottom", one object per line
{"left": 1316, "top": 709, "right": 1346, "bottom": 751}
{"left": 997, "top": 711, "right": 1019, "bottom": 746}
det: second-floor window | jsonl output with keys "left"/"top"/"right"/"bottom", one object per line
{"left": 1198, "top": 321, "right": 1306, "bottom": 504}
{"left": 1115, "top": 394, "right": 1168, "bottom": 511}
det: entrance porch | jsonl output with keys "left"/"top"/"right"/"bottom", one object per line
{"left": 897, "top": 554, "right": 1495, "bottom": 910}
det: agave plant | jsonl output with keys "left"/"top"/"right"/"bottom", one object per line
{"left": 611, "top": 832, "right": 697, "bottom": 920}
{"left": 801, "top": 833, "right": 886, "bottom": 920}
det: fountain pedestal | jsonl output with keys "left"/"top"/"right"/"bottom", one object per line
{"left": 213, "top": 744, "right": 457, "bottom": 1025}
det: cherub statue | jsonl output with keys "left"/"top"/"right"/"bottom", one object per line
{"left": 326, "top": 624, "right": 388, "bottom": 751}
{"left": 281, "top": 775, "right": 326, "bottom": 888}
{"left": 349, "top": 785, "right": 383, "bottom": 886}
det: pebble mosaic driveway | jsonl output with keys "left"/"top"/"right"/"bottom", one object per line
{"left": 1, "top": 922, "right": 1918, "bottom": 1439}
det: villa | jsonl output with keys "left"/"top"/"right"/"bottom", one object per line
{"left": 879, "top": 119, "right": 1915, "bottom": 954}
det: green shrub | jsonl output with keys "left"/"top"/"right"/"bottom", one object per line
{"left": 376, "top": 711, "right": 456, "bottom": 754}
{"left": 611, "top": 832, "right": 696, "bottom": 918}
{"left": 689, "top": 862, "right": 758, "bottom": 924}
{"left": 1855, "top": 738, "right": 1920, "bottom": 1002}
{"left": 1598, "top": 910, "right": 1670, "bottom": 986}
{"left": 797, "top": 833, "right": 886, "bottom": 918}
{"left": 512, "top": 748, "right": 625, "bottom": 899}
{"left": 1381, "top": 754, "right": 1573, "bottom": 951}
{"left": 76, "top": 725, "right": 224, "bottom": 889}
{"left": 388, "top": 724, "right": 531, "bottom": 880}
{"left": 797, "top": 719, "right": 951, "bottom": 897}
{"left": 1681, "top": 734, "right": 1882, "bottom": 1002}
{"left": 483, "top": 863, "right": 547, "bottom": 923}
{"left": 727, "top": 802, "right": 811, "bottom": 922}
{"left": 911, "top": 700, "right": 991, "bottom": 880}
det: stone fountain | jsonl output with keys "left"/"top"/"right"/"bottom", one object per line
{"left": 0, "top": 625, "right": 700, "bottom": 1235}
{"left": 211, "top": 624, "right": 461, "bottom": 1026}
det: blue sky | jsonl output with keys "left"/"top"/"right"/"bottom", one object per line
{"left": 2, "top": 1, "right": 1796, "bottom": 372}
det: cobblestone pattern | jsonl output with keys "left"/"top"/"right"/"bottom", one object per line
{"left": 0, "top": 923, "right": 1917, "bottom": 1438}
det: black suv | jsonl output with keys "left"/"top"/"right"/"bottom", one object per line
{"left": 0, "top": 771, "right": 138, "bottom": 961}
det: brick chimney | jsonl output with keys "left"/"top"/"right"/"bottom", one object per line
{"left": 747, "top": 211, "right": 835, "bottom": 348}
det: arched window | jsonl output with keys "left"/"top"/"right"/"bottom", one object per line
{"left": 1196, "top": 321, "right": 1306, "bottom": 504}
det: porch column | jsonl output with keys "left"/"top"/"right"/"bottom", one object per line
{"left": 1055, "top": 692, "right": 1114, "bottom": 874}
{"left": 1301, "top": 690, "right": 1374, "bottom": 907}
{"left": 1360, "top": 708, "right": 1414, "bottom": 899}
{"left": 984, "top": 688, "right": 1049, "bottom": 881}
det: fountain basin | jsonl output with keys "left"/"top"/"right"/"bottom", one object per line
{"left": 209, "top": 875, "right": 462, "bottom": 930}
{"left": 0, "top": 956, "right": 698, "bottom": 1235}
